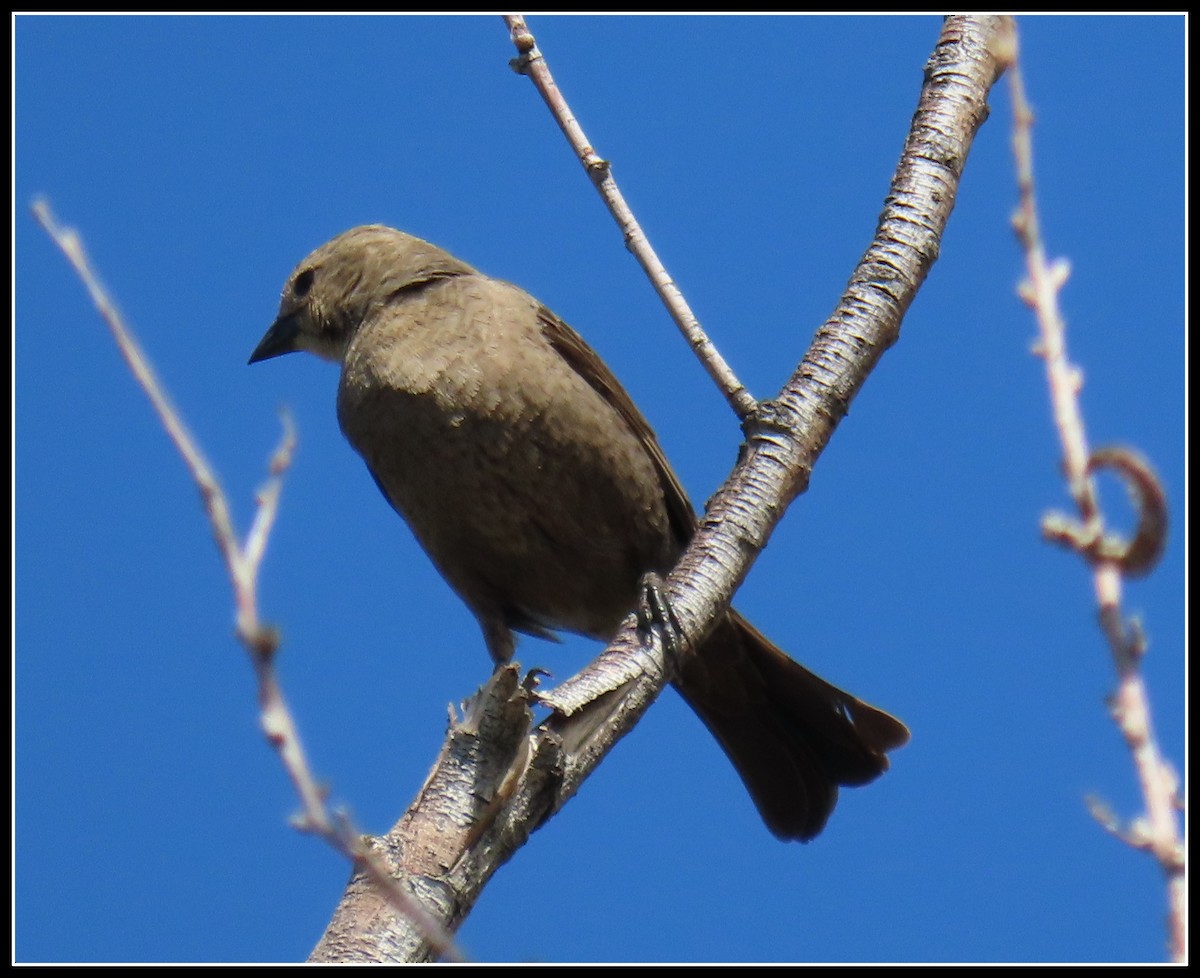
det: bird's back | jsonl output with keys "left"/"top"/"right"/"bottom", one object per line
{"left": 336, "top": 273, "right": 678, "bottom": 648}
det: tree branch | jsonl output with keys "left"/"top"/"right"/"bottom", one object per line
{"left": 504, "top": 13, "right": 757, "bottom": 420}
{"left": 998, "top": 19, "right": 1184, "bottom": 963}
{"left": 545, "top": 14, "right": 1008, "bottom": 712}
{"left": 31, "top": 199, "right": 466, "bottom": 964}
{"left": 308, "top": 16, "right": 1009, "bottom": 962}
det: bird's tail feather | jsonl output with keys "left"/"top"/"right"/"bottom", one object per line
{"left": 673, "top": 609, "right": 909, "bottom": 841}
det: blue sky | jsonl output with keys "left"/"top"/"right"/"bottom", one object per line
{"left": 15, "top": 14, "right": 1185, "bottom": 965}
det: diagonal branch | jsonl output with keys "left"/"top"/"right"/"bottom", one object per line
{"left": 309, "top": 16, "right": 1009, "bottom": 962}
{"left": 504, "top": 13, "right": 757, "bottom": 420}
{"left": 543, "top": 14, "right": 1008, "bottom": 713}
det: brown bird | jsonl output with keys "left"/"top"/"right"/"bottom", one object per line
{"left": 249, "top": 225, "right": 909, "bottom": 841}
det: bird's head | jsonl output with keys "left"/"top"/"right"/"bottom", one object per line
{"left": 248, "top": 224, "right": 474, "bottom": 365}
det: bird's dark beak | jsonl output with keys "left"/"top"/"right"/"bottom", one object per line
{"left": 248, "top": 312, "right": 301, "bottom": 365}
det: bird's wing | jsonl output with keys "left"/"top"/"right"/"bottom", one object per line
{"left": 536, "top": 304, "right": 697, "bottom": 547}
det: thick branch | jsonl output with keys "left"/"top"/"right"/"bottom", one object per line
{"left": 547, "top": 14, "right": 1006, "bottom": 711}
{"left": 310, "top": 16, "right": 1009, "bottom": 963}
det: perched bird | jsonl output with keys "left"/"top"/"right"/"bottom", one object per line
{"left": 249, "top": 225, "right": 909, "bottom": 841}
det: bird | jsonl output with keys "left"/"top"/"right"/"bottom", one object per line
{"left": 249, "top": 224, "right": 909, "bottom": 841}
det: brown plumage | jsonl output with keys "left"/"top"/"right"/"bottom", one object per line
{"left": 249, "top": 224, "right": 909, "bottom": 841}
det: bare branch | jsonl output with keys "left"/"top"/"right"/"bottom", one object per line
{"left": 504, "top": 14, "right": 757, "bottom": 420}
{"left": 31, "top": 200, "right": 465, "bottom": 964}
{"left": 998, "top": 20, "right": 1185, "bottom": 963}
{"left": 309, "top": 17, "right": 1009, "bottom": 962}
{"left": 544, "top": 14, "right": 1009, "bottom": 713}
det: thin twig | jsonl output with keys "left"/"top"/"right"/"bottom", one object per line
{"left": 503, "top": 14, "right": 757, "bottom": 420}
{"left": 997, "top": 22, "right": 1185, "bottom": 963}
{"left": 31, "top": 199, "right": 466, "bottom": 964}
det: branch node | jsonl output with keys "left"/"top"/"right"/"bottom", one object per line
{"left": 1086, "top": 446, "right": 1169, "bottom": 577}
{"left": 743, "top": 398, "right": 797, "bottom": 438}
{"left": 508, "top": 19, "right": 536, "bottom": 55}
{"left": 1041, "top": 447, "right": 1169, "bottom": 577}
{"left": 270, "top": 410, "right": 298, "bottom": 476}
{"left": 1047, "top": 257, "right": 1072, "bottom": 290}
{"left": 241, "top": 622, "right": 281, "bottom": 662}
{"left": 583, "top": 151, "right": 610, "bottom": 176}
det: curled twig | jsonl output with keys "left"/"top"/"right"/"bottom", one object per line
{"left": 1084, "top": 447, "right": 1169, "bottom": 577}
{"left": 1041, "top": 446, "right": 1169, "bottom": 578}
{"left": 1002, "top": 19, "right": 1184, "bottom": 962}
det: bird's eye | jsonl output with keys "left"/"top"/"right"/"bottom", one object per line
{"left": 293, "top": 268, "right": 316, "bottom": 298}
